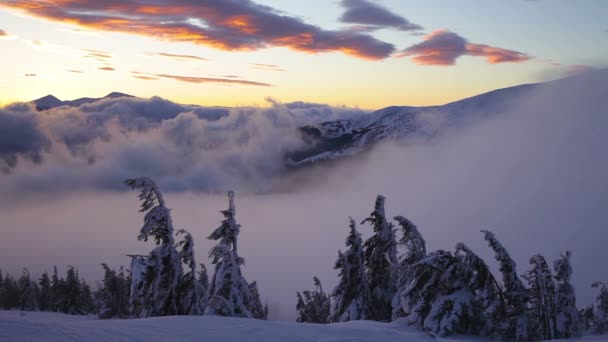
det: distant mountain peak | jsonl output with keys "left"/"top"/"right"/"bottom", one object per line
{"left": 33, "top": 95, "right": 63, "bottom": 110}
{"left": 104, "top": 92, "right": 133, "bottom": 98}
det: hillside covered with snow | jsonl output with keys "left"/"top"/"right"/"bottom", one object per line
{"left": 2, "top": 310, "right": 607, "bottom": 342}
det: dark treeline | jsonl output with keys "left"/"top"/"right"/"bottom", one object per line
{"left": 296, "top": 195, "right": 608, "bottom": 341}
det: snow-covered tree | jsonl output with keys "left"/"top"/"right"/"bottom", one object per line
{"left": 38, "top": 272, "right": 52, "bottom": 311}
{"left": 392, "top": 215, "right": 426, "bottom": 320}
{"left": 205, "top": 191, "right": 265, "bottom": 319}
{"left": 248, "top": 281, "right": 268, "bottom": 320}
{"left": 198, "top": 264, "right": 209, "bottom": 307}
{"left": 398, "top": 249, "right": 479, "bottom": 336}
{"left": 580, "top": 306, "right": 595, "bottom": 333}
{"left": 126, "top": 177, "right": 183, "bottom": 318}
{"left": 96, "top": 264, "right": 131, "bottom": 319}
{"left": 455, "top": 243, "right": 504, "bottom": 337}
{"left": 482, "top": 230, "right": 529, "bottom": 340}
{"left": 0, "top": 271, "right": 19, "bottom": 309}
{"left": 296, "top": 277, "right": 331, "bottom": 324}
{"left": 330, "top": 218, "right": 373, "bottom": 322}
{"left": 58, "top": 266, "right": 86, "bottom": 314}
{"left": 592, "top": 282, "right": 608, "bottom": 334}
{"left": 553, "top": 251, "right": 581, "bottom": 338}
{"left": 362, "top": 195, "right": 397, "bottom": 322}
{"left": 206, "top": 244, "right": 253, "bottom": 317}
{"left": 17, "top": 269, "right": 39, "bottom": 311}
{"left": 176, "top": 229, "right": 203, "bottom": 315}
{"left": 524, "top": 254, "right": 558, "bottom": 341}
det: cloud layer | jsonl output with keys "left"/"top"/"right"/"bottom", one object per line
{"left": 339, "top": 0, "right": 422, "bottom": 32}
{"left": 0, "top": 96, "right": 367, "bottom": 194}
{"left": 399, "top": 30, "right": 530, "bottom": 65}
{"left": 1, "top": 0, "right": 395, "bottom": 60}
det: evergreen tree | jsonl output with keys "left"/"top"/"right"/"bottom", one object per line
{"left": 330, "top": 218, "right": 372, "bottom": 322}
{"left": 126, "top": 177, "right": 183, "bottom": 318}
{"left": 296, "top": 277, "right": 331, "bottom": 324}
{"left": 392, "top": 215, "right": 426, "bottom": 320}
{"left": 248, "top": 281, "right": 268, "bottom": 320}
{"left": 59, "top": 266, "right": 84, "bottom": 314}
{"left": 592, "top": 282, "right": 608, "bottom": 334}
{"left": 17, "top": 269, "right": 39, "bottom": 311}
{"left": 0, "top": 272, "right": 19, "bottom": 309}
{"left": 362, "top": 195, "right": 397, "bottom": 322}
{"left": 38, "top": 272, "right": 52, "bottom": 311}
{"left": 454, "top": 243, "right": 504, "bottom": 337}
{"left": 524, "top": 254, "right": 558, "bottom": 341}
{"left": 176, "top": 229, "right": 203, "bottom": 315}
{"left": 80, "top": 279, "right": 95, "bottom": 314}
{"left": 198, "top": 264, "right": 209, "bottom": 307}
{"left": 398, "top": 249, "right": 478, "bottom": 336}
{"left": 579, "top": 306, "right": 595, "bottom": 333}
{"left": 96, "top": 264, "right": 131, "bottom": 319}
{"left": 482, "top": 230, "right": 529, "bottom": 340}
{"left": 49, "top": 266, "right": 61, "bottom": 312}
{"left": 205, "top": 191, "right": 265, "bottom": 319}
{"left": 553, "top": 251, "right": 582, "bottom": 338}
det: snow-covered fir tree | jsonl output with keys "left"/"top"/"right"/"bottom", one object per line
{"left": 126, "top": 177, "right": 183, "bottom": 318}
{"left": 592, "top": 282, "right": 608, "bottom": 333}
{"left": 38, "top": 271, "right": 52, "bottom": 311}
{"left": 362, "top": 195, "right": 397, "bottom": 322}
{"left": 398, "top": 249, "right": 480, "bottom": 336}
{"left": 176, "top": 229, "right": 203, "bottom": 315}
{"left": 205, "top": 191, "right": 265, "bottom": 319}
{"left": 296, "top": 277, "right": 331, "bottom": 324}
{"left": 198, "top": 264, "right": 209, "bottom": 306}
{"left": 482, "top": 230, "right": 529, "bottom": 340}
{"left": 330, "top": 218, "right": 373, "bottom": 322}
{"left": 454, "top": 243, "right": 504, "bottom": 338}
{"left": 17, "top": 269, "right": 39, "bottom": 311}
{"left": 553, "top": 251, "right": 582, "bottom": 338}
{"left": 0, "top": 271, "right": 19, "bottom": 309}
{"left": 248, "top": 281, "right": 268, "bottom": 320}
{"left": 392, "top": 215, "right": 426, "bottom": 320}
{"left": 96, "top": 264, "right": 131, "bottom": 319}
{"left": 525, "top": 254, "right": 558, "bottom": 341}
{"left": 59, "top": 266, "right": 87, "bottom": 315}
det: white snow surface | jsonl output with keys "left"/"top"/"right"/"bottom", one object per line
{"left": 1, "top": 311, "right": 607, "bottom": 342}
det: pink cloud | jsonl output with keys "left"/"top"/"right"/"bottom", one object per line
{"left": 398, "top": 30, "right": 530, "bottom": 66}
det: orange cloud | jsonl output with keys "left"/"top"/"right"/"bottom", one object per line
{"left": 0, "top": 0, "right": 395, "bottom": 60}
{"left": 98, "top": 66, "right": 115, "bottom": 71}
{"left": 156, "top": 73, "right": 271, "bottom": 87}
{"left": 398, "top": 30, "right": 530, "bottom": 66}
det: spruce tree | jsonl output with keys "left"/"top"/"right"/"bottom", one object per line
{"left": 362, "top": 195, "right": 397, "bottom": 322}
{"left": 392, "top": 215, "right": 426, "bottom": 320}
{"left": 524, "top": 254, "right": 558, "bottom": 341}
{"left": 296, "top": 277, "right": 331, "bottom": 323}
{"left": 592, "top": 282, "right": 608, "bottom": 333}
{"left": 482, "top": 230, "right": 529, "bottom": 340}
{"left": 17, "top": 269, "right": 39, "bottom": 311}
{"left": 60, "top": 266, "right": 84, "bottom": 314}
{"left": 96, "top": 264, "right": 131, "bottom": 319}
{"left": 198, "top": 264, "right": 209, "bottom": 307}
{"left": 330, "top": 218, "right": 372, "bottom": 322}
{"left": 205, "top": 191, "right": 265, "bottom": 319}
{"left": 176, "top": 229, "right": 203, "bottom": 315}
{"left": 126, "top": 177, "right": 183, "bottom": 317}
{"left": 0, "top": 272, "right": 19, "bottom": 309}
{"left": 455, "top": 243, "right": 504, "bottom": 337}
{"left": 38, "top": 272, "right": 52, "bottom": 311}
{"left": 553, "top": 251, "right": 582, "bottom": 338}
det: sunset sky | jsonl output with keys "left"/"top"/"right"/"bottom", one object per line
{"left": 0, "top": 0, "right": 606, "bottom": 108}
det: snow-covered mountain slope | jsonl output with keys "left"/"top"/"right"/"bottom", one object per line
{"left": 33, "top": 92, "right": 134, "bottom": 111}
{"left": 286, "top": 83, "right": 537, "bottom": 166}
{"left": 1, "top": 311, "right": 605, "bottom": 342}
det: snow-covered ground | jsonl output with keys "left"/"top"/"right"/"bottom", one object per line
{"left": 0, "top": 311, "right": 606, "bottom": 342}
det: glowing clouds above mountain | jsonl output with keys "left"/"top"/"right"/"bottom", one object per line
{"left": 0, "top": 0, "right": 395, "bottom": 60}
{"left": 399, "top": 30, "right": 530, "bottom": 66}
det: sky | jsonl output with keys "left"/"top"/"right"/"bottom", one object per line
{"left": 0, "top": 0, "right": 606, "bottom": 108}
